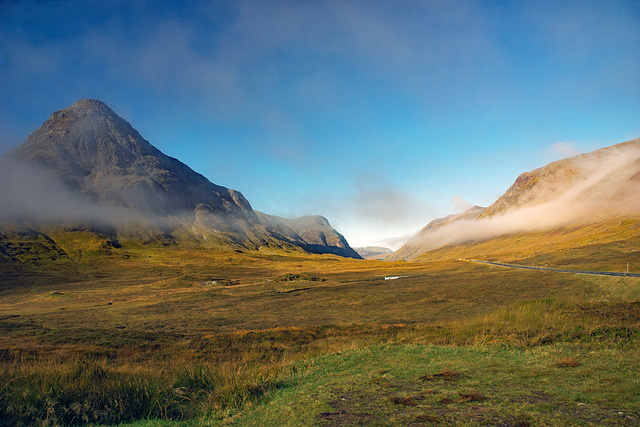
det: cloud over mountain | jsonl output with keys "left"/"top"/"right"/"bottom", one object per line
{"left": 392, "top": 138, "right": 640, "bottom": 260}
{"left": 0, "top": 99, "right": 361, "bottom": 258}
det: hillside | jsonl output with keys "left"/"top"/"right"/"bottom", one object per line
{"left": 0, "top": 99, "right": 359, "bottom": 259}
{"left": 257, "top": 213, "right": 361, "bottom": 258}
{"left": 390, "top": 205, "right": 484, "bottom": 261}
{"left": 392, "top": 138, "right": 640, "bottom": 262}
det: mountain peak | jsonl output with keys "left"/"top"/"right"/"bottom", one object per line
{"left": 4, "top": 99, "right": 249, "bottom": 217}
{"left": 70, "top": 98, "right": 111, "bottom": 111}
{"left": 48, "top": 99, "right": 116, "bottom": 123}
{"left": 0, "top": 100, "right": 361, "bottom": 258}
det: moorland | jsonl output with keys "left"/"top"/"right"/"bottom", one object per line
{"left": 1, "top": 239, "right": 639, "bottom": 426}
{"left": 1, "top": 101, "right": 639, "bottom": 426}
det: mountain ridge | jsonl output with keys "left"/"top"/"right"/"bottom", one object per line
{"left": 391, "top": 137, "right": 640, "bottom": 261}
{"left": 0, "top": 99, "right": 361, "bottom": 260}
{"left": 257, "top": 213, "right": 361, "bottom": 258}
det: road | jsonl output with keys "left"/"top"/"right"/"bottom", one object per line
{"left": 465, "top": 259, "right": 640, "bottom": 278}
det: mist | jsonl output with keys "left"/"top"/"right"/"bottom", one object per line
{"left": 401, "top": 142, "right": 640, "bottom": 255}
{"left": 0, "top": 157, "right": 184, "bottom": 233}
{"left": 0, "top": 155, "right": 282, "bottom": 248}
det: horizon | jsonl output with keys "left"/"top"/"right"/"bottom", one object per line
{"left": 1, "top": 0, "right": 639, "bottom": 249}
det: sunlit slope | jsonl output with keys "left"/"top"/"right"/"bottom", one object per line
{"left": 392, "top": 138, "right": 640, "bottom": 262}
{"left": 414, "top": 217, "right": 640, "bottom": 271}
{"left": 390, "top": 205, "right": 484, "bottom": 261}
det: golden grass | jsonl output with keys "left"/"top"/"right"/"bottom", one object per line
{"left": 555, "top": 357, "right": 581, "bottom": 368}
{"left": 1, "top": 244, "right": 640, "bottom": 424}
{"left": 414, "top": 215, "right": 640, "bottom": 272}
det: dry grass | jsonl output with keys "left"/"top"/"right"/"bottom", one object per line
{"left": 457, "top": 390, "right": 486, "bottom": 403}
{"left": 556, "top": 357, "right": 581, "bottom": 368}
{"left": 390, "top": 396, "right": 417, "bottom": 406}
{"left": 1, "top": 243, "right": 640, "bottom": 424}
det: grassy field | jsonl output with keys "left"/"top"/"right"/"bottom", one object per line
{"left": 1, "top": 245, "right": 639, "bottom": 425}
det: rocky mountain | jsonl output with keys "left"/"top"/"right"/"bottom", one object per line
{"left": 0, "top": 99, "right": 360, "bottom": 259}
{"left": 391, "top": 138, "right": 640, "bottom": 261}
{"left": 2, "top": 99, "right": 254, "bottom": 218}
{"left": 257, "top": 213, "right": 361, "bottom": 259}
{"left": 353, "top": 246, "right": 393, "bottom": 260}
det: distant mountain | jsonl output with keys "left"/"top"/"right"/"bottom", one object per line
{"left": 257, "top": 213, "right": 361, "bottom": 259}
{"left": 392, "top": 138, "right": 640, "bottom": 261}
{"left": 389, "top": 206, "right": 484, "bottom": 261}
{"left": 0, "top": 99, "right": 359, "bottom": 259}
{"left": 353, "top": 246, "right": 393, "bottom": 260}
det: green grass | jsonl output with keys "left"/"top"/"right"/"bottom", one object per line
{"left": 236, "top": 344, "right": 640, "bottom": 426}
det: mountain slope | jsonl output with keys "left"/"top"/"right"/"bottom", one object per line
{"left": 389, "top": 206, "right": 484, "bottom": 261}
{"left": 480, "top": 138, "right": 640, "bottom": 218}
{"left": 2, "top": 99, "right": 254, "bottom": 219}
{"left": 256, "top": 213, "right": 361, "bottom": 259}
{"left": 392, "top": 138, "right": 640, "bottom": 261}
{"left": 0, "top": 99, "right": 359, "bottom": 258}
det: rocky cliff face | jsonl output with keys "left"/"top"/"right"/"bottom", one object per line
{"left": 4, "top": 99, "right": 256, "bottom": 219}
{"left": 0, "top": 99, "right": 359, "bottom": 258}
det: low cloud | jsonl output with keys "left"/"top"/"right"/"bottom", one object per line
{"left": 0, "top": 158, "right": 139, "bottom": 225}
{"left": 549, "top": 141, "right": 581, "bottom": 159}
{"left": 451, "top": 195, "right": 473, "bottom": 213}
{"left": 314, "top": 182, "right": 433, "bottom": 249}
{"left": 401, "top": 142, "right": 640, "bottom": 256}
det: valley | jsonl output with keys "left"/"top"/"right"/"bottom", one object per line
{"left": 0, "top": 100, "right": 639, "bottom": 425}
{"left": 2, "top": 0, "right": 639, "bottom": 422}
{"left": 1, "top": 245, "right": 640, "bottom": 425}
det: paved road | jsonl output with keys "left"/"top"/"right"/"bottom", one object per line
{"left": 465, "top": 259, "right": 640, "bottom": 278}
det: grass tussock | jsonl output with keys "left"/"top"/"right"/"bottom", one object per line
{"left": 416, "top": 413, "right": 439, "bottom": 422}
{"left": 457, "top": 390, "right": 486, "bottom": 403}
{"left": 419, "top": 368, "right": 462, "bottom": 382}
{"left": 555, "top": 357, "right": 581, "bottom": 368}
{"left": 390, "top": 396, "right": 417, "bottom": 406}
{"left": 0, "top": 356, "right": 291, "bottom": 426}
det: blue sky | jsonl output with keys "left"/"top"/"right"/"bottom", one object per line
{"left": 1, "top": 0, "right": 639, "bottom": 248}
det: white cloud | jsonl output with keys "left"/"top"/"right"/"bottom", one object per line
{"left": 399, "top": 142, "right": 640, "bottom": 257}
{"left": 451, "top": 196, "right": 473, "bottom": 213}
{"left": 549, "top": 142, "right": 581, "bottom": 160}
